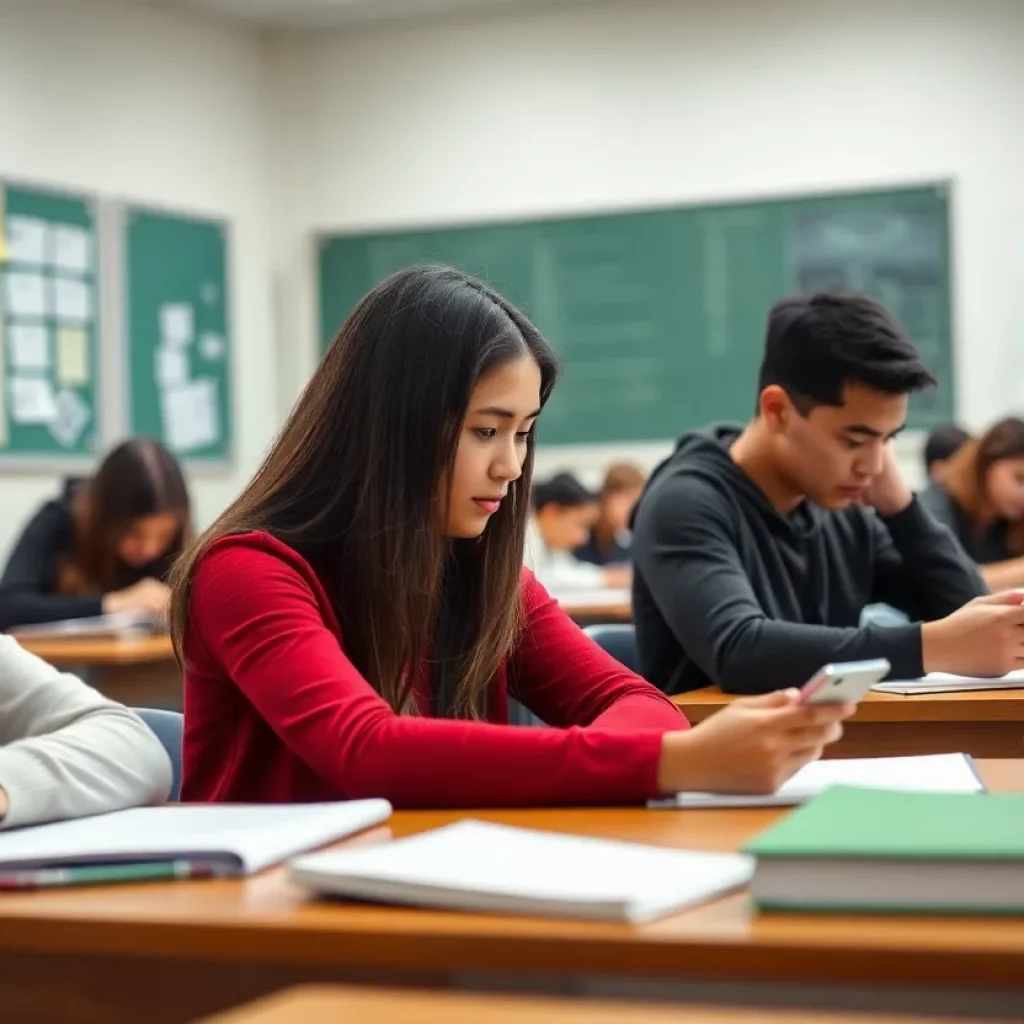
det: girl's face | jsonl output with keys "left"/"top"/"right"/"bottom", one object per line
{"left": 116, "top": 511, "right": 181, "bottom": 567}
{"left": 445, "top": 356, "right": 541, "bottom": 539}
{"left": 986, "top": 456, "right": 1024, "bottom": 521}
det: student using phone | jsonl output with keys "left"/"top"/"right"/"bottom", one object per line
{"left": 631, "top": 292, "right": 1015, "bottom": 697}
{"left": 171, "top": 266, "right": 851, "bottom": 808}
{"left": 920, "top": 417, "right": 1024, "bottom": 590}
{"left": 0, "top": 635, "right": 172, "bottom": 828}
{"left": 0, "top": 439, "right": 192, "bottom": 631}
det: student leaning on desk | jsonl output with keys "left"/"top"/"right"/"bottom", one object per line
{"left": 0, "top": 438, "right": 192, "bottom": 632}
{"left": 0, "top": 635, "right": 171, "bottom": 828}
{"left": 169, "top": 265, "right": 851, "bottom": 809}
{"left": 631, "top": 291, "right": 1024, "bottom": 696}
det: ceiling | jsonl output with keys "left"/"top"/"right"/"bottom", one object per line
{"left": 135, "top": 0, "right": 583, "bottom": 29}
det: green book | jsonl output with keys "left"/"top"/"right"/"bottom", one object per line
{"left": 743, "top": 786, "right": 1024, "bottom": 914}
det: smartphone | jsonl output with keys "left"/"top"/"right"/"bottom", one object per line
{"left": 798, "top": 658, "right": 892, "bottom": 705}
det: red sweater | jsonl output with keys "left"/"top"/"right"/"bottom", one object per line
{"left": 181, "top": 532, "right": 688, "bottom": 808}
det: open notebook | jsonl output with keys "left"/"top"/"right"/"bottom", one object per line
{"left": 290, "top": 819, "right": 753, "bottom": 924}
{"left": 872, "top": 670, "right": 1024, "bottom": 695}
{"left": 0, "top": 801, "right": 392, "bottom": 875}
{"left": 651, "top": 753, "right": 985, "bottom": 809}
{"left": 12, "top": 611, "right": 163, "bottom": 640}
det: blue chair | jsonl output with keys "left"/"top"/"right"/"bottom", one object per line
{"left": 583, "top": 623, "right": 639, "bottom": 673}
{"left": 134, "top": 708, "right": 183, "bottom": 802}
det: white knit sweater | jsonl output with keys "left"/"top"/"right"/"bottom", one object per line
{"left": 0, "top": 636, "right": 172, "bottom": 829}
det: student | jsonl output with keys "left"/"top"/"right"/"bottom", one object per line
{"left": 920, "top": 417, "right": 1024, "bottom": 590}
{"left": 630, "top": 291, "right": 1018, "bottom": 697}
{"left": 524, "top": 473, "right": 629, "bottom": 591}
{"left": 575, "top": 462, "right": 646, "bottom": 566}
{"left": 171, "top": 266, "right": 850, "bottom": 808}
{"left": 923, "top": 423, "right": 971, "bottom": 483}
{"left": 0, "top": 439, "right": 191, "bottom": 632}
{"left": 0, "top": 635, "right": 172, "bottom": 828}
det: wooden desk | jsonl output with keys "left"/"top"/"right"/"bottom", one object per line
{"left": 0, "top": 761, "right": 1023, "bottom": 1023}
{"left": 557, "top": 590, "right": 632, "bottom": 625}
{"left": 13, "top": 634, "right": 182, "bottom": 709}
{"left": 674, "top": 686, "right": 1024, "bottom": 759}
{"left": 200, "top": 985, "right": 1008, "bottom": 1024}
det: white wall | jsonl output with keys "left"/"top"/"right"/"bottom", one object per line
{"left": 0, "top": 0, "right": 277, "bottom": 557}
{"left": 267, "top": 0, "right": 1024, "bottom": 490}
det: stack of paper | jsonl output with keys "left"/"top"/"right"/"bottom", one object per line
{"left": 290, "top": 819, "right": 752, "bottom": 923}
{"left": 12, "top": 611, "right": 162, "bottom": 640}
{"left": 651, "top": 753, "right": 984, "bottom": 809}
{"left": 872, "top": 670, "right": 1024, "bottom": 695}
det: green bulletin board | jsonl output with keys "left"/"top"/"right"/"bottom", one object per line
{"left": 0, "top": 182, "right": 100, "bottom": 458}
{"left": 125, "top": 207, "right": 232, "bottom": 462}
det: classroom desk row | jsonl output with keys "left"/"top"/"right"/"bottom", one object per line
{"left": 1, "top": 760, "right": 1022, "bottom": 1024}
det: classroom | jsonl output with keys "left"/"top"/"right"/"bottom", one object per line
{"left": 1, "top": 0, "right": 1024, "bottom": 1021}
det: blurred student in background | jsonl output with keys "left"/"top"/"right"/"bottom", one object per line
{"left": 525, "top": 473, "right": 631, "bottom": 591}
{"left": 575, "top": 461, "right": 646, "bottom": 566}
{"left": 921, "top": 417, "right": 1024, "bottom": 590}
{"left": 0, "top": 438, "right": 192, "bottom": 631}
{"left": 923, "top": 423, "right": 971, "bottom": 484}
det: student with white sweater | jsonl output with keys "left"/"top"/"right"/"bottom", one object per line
{"left": 0, "top": 636, "right": 172, "bottom": 829}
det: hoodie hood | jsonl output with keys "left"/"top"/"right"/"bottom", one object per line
{"left": 639, "top": 422, "right": 828, "bottom": 541}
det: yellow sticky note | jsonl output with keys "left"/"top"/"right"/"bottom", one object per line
{"left": 56, "top": 327, "right": 90, "bottom": 385}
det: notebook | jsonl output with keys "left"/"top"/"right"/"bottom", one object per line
{"left": 650, "top": 753, "right": 984, "bottom": 809}
{"left": 12, "top": 610, "right": 163, "bottom": 639}
{"left": 0, "top": 801, "right": 392, "bottom": 875}
{"left": 872, "top": 670, "right": 1024, "bottom": 695}
{"left": 290, "top": 819, "right": 753, "bottom": 924}
{"left": 745, "top": 785, "right": 1024, "bottom": 913}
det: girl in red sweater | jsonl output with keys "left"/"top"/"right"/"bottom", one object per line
{"left": 171, "top": 266, "right": 850, "bottom": 808}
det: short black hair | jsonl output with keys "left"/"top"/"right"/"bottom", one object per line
{"left": 924, "top": 423, "right": 971, "bottom": 469}
{"left": 533, "top": 473, "right": 597, "bottom": 513}
{"left": 758, "top": 291, "right": 936, "bottom": 414}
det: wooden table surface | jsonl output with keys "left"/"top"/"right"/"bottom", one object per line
{"left": 199, "top": 985, "right": 1011, "bottom": 1024}
{"left": 674, "top": 686, "right": 1024, "bottom": 759}
{"left": 1, "top": 760, "right": 1023, "bottom": 1024}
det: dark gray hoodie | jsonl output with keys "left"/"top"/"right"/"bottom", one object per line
{"left": 631, "top": 424, "right": 987, "bottom": 695}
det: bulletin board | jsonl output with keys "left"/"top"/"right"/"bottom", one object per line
{"left": 0, "top": 182, "right": 100, "bottom": 459}
{"left": 124, "top": 206, "right": 233, "bottom": 462}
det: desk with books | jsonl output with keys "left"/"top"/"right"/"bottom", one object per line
{"left": 12, "top": 633, "right": 182, "bottom": 709}
{"left": 0, "top": 760, "right": 1021, "bottom": 1024}
{"left": 674, "top": 686, "right": 1024, "bottom": 759}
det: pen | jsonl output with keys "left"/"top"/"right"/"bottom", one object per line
{"left": 0, "top": 860, "right": 230, "bottom": 891}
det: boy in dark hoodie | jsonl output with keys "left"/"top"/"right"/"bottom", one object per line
{"left": 631, "top": 291, "right": 1024, "bottom": 695}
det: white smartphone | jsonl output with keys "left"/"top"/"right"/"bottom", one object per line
{"left": 798, "top": 658, "right": 892, "bottom": 705}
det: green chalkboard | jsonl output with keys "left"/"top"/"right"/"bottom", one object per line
{"left": 319, "top": 185, "right": 952, "bottom": 444}
{"left": 125, "top": 207, "right": 232, "bottom": 461}
{"left": 0, "top": 182, "right": 100, "bottom": 459}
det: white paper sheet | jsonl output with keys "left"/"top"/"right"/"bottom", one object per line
{"left": 52, "top": 225, "right": 91, "bottom": 275}
{"left": 9, "top": 376, "right": 58, "bottom": 424}
{"left": 160, "top": 303, "right": 194, "bottom": 347}
{"left": 5, "top": 273, "right": 48, "bottom": 318}
{"left": 291, "top": 820, "right": 754, "bottom": 924}
{"left": 161, "top": 377, "right": 218, "bottom": 452}
{"left": 54, "top": 278, "right": 91, "bottom": 323}
{"left": 6, "top": 216, "right": 48, "bottom": 265}
{"left": 55, "top": 328, "right": 89, "bottom": 385}
{"left": 49, "top": 388, "right": 90, "bottom": 448}
{"left": 8, "top": 324, "right": 49, "bottom": 372}
{"left": 653, "top": 753, "right": 984, "bottom": 809}
{"left": 155, "top": 347, "right": 189, "bottom": 388}
{"left": 872, "top": 670, "right": 1024, "bottom": 695}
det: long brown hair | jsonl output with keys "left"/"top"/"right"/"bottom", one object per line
{"left": 942, "top": 417, "right": 1024, "bottom": 556}
{"left": 170, "top": 266, "right": 560, "bottom": 720}
{"left": 61, "top": 438, "right": 192, "bottom": 595}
